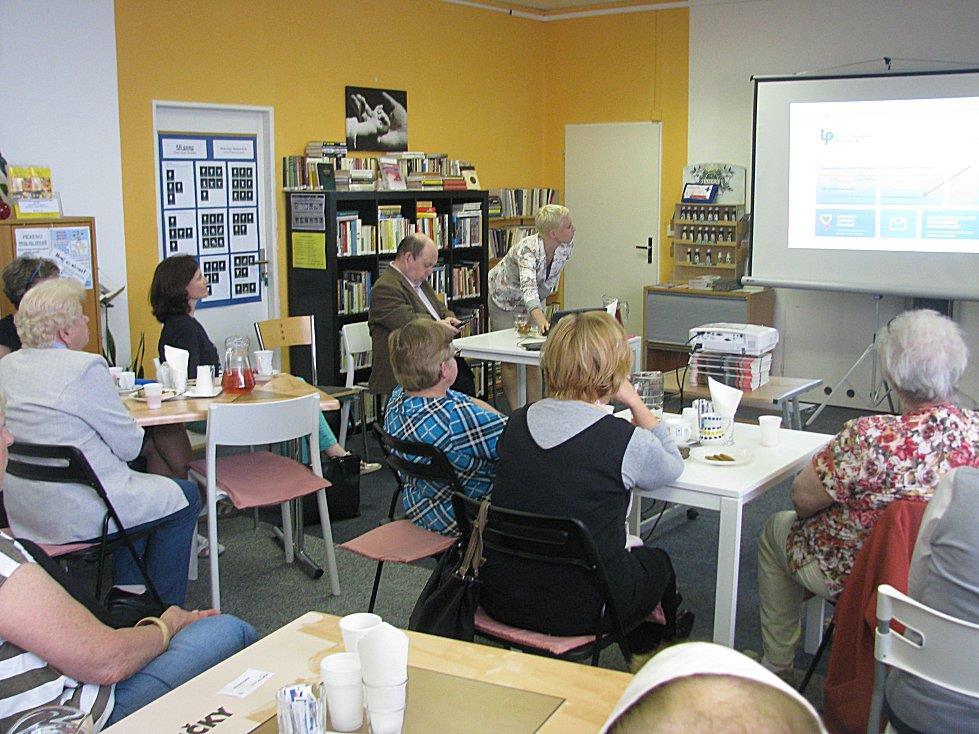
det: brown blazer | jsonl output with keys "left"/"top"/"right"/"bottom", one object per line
{"left": 367, "top": 265, "right": 451, "bottom": 394}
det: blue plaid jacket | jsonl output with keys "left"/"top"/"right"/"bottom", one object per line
{"left": 384, "top": 386, "right": 506, "bottom": 535}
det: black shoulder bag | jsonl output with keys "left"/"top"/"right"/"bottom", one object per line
{"left": 408, "top": 499, "right": 489, "bottom": 642}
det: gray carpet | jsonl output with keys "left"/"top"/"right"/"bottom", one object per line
{"left": 180, "top": 400, "right": 861, "bottom": 708}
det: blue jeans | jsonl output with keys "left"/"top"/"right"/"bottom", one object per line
{"left": 106, "top": 614, "right": 259, "bottom": 725}
{"left": 111, "top": 478, "right": 201, "bottom": 606}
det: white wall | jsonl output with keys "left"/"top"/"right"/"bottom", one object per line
{"left": 688, "top": 0, "right": 979, "bottom": 408}
{"left": 0, "top": 0, "right": 130, "bottom": 366}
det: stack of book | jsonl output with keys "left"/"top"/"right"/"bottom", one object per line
{"left": 414, "top": 201, "right": 448, "bottom": 249}
{"left": 452, "top": 262, "right": 481, "bottom": 299}
{"left": 442, "top": 175, "right": 468, "bottom": 191}
{"left": 337, "top": 270, "right": 372, "bottom": 314}
{"left": 334, "top": 168, "right": 377, "bottom": 192}
{"left": 378, "top": 205, "right": 408, "bottom": 253}
{"left": 451, "top": 203, "right": 483, "bottom": 248}
{"left": 490, "top": 188, "right": 559, "bottom": 218}
{"left": 306, "top": 141, "right": 347, "bottom": 158}
{"left": 405, "top": 171, "right": 443, "bottom": 191}
{"left": 336, "top": 212, "right": 376, "bottom": 256}
{"left": 687, "top": 351, "right": 774, "bottom": 390}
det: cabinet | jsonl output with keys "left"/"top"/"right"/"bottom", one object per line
{"left": 285, "top": 190, "right": 489, "bottom": 390}
{"left": 668, "top": 203, "right": 749, "bottom": 283}
{"left": 0, "top": 216, "right": 102, "bottom": 355}
{"left": 642, "top": 285, "right": 774, "bottom": 372}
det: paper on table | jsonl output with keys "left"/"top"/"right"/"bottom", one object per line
{"left": 357, "top": 622, "right": 409, "bottom": 686}
{"left": 708, "top": 377, "right": 742, "bottom": 418}
{"left": 164, "top": 345, "right": 189, "bottom": 393}
{"left": 218, "top": 667, "right": 273, "bottom": 699}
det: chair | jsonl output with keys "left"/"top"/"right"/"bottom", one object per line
{"left": 254, "top": 314, "right": 370, "bottom": 460}
{"left": 3, "top": 442, "right": 163, "bottom": 607}
{"left": 187, "top": 393, "right": 340, "bottom": 609}
{"left": 339, "top": 321, "right": 374, "bottom": 449}
{"left": 452, "top": 492, "right": 633, "bottom": 667}
{"left": 867, "top": 584, "right": 979, "bottom": 734}
{"left": 337, "top": 423, "right": 457, "bottom": 612}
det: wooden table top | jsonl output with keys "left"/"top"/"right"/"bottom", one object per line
{"left": 124, "top": 373, "right": 340, "bottom": 427}
{"left": 663, "top": 372, "right": 822, "bottom": 405}
{"left": 103, "top": 612, "right": 632, "bottom": 733}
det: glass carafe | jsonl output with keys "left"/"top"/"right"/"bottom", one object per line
{"left": 222, "top": 336, "right": 255, "bottom": 394}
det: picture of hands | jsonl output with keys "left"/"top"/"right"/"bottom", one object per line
{"left": 345, "top": 86, "right": 408, "bottom": 152}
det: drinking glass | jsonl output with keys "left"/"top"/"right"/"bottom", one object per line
{"left": 632, "top": 371, "right": 664, "bottom": 416}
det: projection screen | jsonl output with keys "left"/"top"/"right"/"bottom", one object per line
{"left": 746, "top": 69, "right": 979, "bottom": 300}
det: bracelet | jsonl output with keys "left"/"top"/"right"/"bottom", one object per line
{"left": 136, "top": 616, "right": 171, "bottom": 650}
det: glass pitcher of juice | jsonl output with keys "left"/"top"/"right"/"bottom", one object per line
{"left": 222, "top": 336, "right": 255, "bottom": 394}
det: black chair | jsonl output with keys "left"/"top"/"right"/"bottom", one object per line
{"left": 337, "top": 424, "right": 458, "bottom": 612}
{"left": 4, "top": 442, "right": 163, "bottom": 608}
{"left": 452, "top": 492, "right": 633, "bottom": 667}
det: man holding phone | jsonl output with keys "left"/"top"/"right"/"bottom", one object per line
{"left": 368, "top": 233, "right": 477, "bottom": 397}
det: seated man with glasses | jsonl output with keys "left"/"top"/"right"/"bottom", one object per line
{"left": 383, "top": 318, "right": 506, "bottom": 536}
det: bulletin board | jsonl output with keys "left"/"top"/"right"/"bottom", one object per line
{"left": 157, "top": 133, "right": 262, "bottom": 308}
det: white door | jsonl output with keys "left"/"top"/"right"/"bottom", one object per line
{"left": 153, "top": 101, "right": 279, "bottom": 354}
{"left": 563, "top": 122, "right": 661, "bottom": 336}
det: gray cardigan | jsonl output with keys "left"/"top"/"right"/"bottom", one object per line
{"left": 0, "top": 348, "right": 187, "bottom": 544}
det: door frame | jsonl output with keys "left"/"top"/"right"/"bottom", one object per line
{"left": 151, "top": 99, "right": 280, "bottom": 324}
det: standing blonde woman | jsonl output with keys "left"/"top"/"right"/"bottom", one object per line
{"left": 487, "top": 204, "right": 575, "bottom": 407}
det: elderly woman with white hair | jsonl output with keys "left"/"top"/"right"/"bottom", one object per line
{"left": 487, "top": 203, "right": 576, "bottom": 407}
{"left": 0, "top": 278, "right": 200, "bottom": 609}
{"left": 756, "top": 309, "right": 979, "bottom": 680}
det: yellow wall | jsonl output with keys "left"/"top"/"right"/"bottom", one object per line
{"left": 115, "top": 0, "right": 688, "bottom": 353}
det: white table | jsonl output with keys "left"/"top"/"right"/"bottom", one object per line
{"left": 621, "top": 411, "right": 832, "bottom": 647}
{"left": 455, "top": 328, "right": 641, "bottom": 407}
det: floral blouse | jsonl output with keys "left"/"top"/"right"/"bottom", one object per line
{"left": 487, "top": 234, "right": 573, "bottom": 314}
{"left": 786, "top": 403, "right": 979, "bottom": 596}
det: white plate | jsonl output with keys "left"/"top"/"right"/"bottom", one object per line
{"left": 689, "top": 446, "right": 754, "bottom": 467}
{"left": 117, "top": 386, "right": 137, "bottom": 395}
{"left": 183, "top": 386, "right": 223, "bottom": 398}
{"left": 254, "top": 369, "right": 279, "bottom": 383}
{"left": 130, "top": 388, "right": 179, "bottom": 403}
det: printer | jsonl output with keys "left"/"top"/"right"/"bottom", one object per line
{"left": 689, "top": 323, "right": 779, "bottom": 356}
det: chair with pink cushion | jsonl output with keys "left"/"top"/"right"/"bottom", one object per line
{"left": 452, "top": 491, "right": 635, "bottom": 667}
{"left": 337, "top": 424, "right": 458, "bottom": 612}
{"left": 188, "top": 393, "right": 339, "bottom": 609}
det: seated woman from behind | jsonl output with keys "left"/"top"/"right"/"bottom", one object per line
{"left": 384, "top": 318, "right": 507, "bottom": 536}
{"left": 0, "top": 390, "right": 258, "bottom": 730}
{"left": 757, "top": 309, "right": 979, "bottom": 678}
{"left": 480, "top": 311, "right": 686, "bottom": 651}
{"left": 0, "top": 278, "right": 200, "bottom": 608}
{"left": 0, "top": 256, "right": 59, "bottom": 360}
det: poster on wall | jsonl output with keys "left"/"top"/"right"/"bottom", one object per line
{"left": 157, "top": 133, "right": 261, "bottom": 308}
{"left": 683, "top": 163, "right": 747, "bottom": 205}
{"left": 344, "top": 86, "right": 408, "bottom": 152}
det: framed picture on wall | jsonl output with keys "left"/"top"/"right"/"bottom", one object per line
{"left": 344, "top": 86, "right": 408, "bottom": 152}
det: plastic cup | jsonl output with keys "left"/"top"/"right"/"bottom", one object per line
{"left": 108, "top": 366, "right": 123, "bottom": 386}
{"left": 196, "top": 365, "right": 213, "bottom": 393}
{"left": 365, "top": 680, "right": 407, "bottom": 734}
{"left": 117, "top": 370, "right": 136, "bottom": 390}
{"left": 143, "top": 382, "right": 163, "bottom": 410}
{"left": 759, "top": 415, "right": 782, "bottom": 447}
{"left": 253, "top": 349, "right": 274, "bottom": 375}
{"left": 320, "top": 653, "right": 363, "bottom": 732}
{"left": 681, "top": 407, "right": 699, "bottom": 433}
{"left": 339, "top": 612, "right": 382, "bottom": 656}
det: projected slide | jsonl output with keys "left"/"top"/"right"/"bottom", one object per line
{"left": 788, "top": 97, "right": 979, "bottom": 253}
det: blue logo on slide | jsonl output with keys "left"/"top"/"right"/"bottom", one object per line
{"left": 820, "top": 128, "right": 834, "bottom": 145}
{"left": 814, "top": 209, "right": 875, "bottom": 237}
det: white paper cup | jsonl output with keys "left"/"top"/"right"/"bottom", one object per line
{"left": 118, "top": 371, "right": 136, "bottom": 390}
{"left": 321, "top": 653, "right": 363, "bottom": 732}
{"left": 253, "top": 349, "right": 274, "bottom": 375}
{"left": 339, "top": 612, "right": 382, "bottom": 655}
{"left": 196, "top": 365, "right": 213, "bottom": 393}
{"left": 664, "top": 417, "right": 692, "bottom": 444}
{"left": 143, "top": 382, "right": 163, "bottom": 410}
{"left": 108, "top": 366, "right": 123, "bottom": 385}
{"left": 365, "top": 681, "right": 407, "bottom": 734}
{"left": 681, "top": 407, "right": 699, "bottom": 433}
{"left": 759, "top": 415, "right": 782, "bottom": 447}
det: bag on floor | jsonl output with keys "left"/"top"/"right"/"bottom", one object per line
{"left": 303, "top": 454, "right": 361, "bottom": 524}
{"left": 408, "top": 499, "right": 489, "bottom": 642}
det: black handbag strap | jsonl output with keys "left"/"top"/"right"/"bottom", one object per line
{"left": 457, "top": 499, "right": 490, "bottom": 578}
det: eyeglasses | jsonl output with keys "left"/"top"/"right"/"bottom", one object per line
{"left": 27, "top": 260, "right": 45, "bottom": 285}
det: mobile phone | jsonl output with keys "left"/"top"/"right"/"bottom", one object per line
{"left": 455, "top": 314, "right": 476, "bottom": 326}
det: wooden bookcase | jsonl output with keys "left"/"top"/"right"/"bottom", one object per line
{"left": 285, "top": 190, "right": 490, "bottom": 391}
{"left": 0, "top": 216, "right": 102, "bottom": 355}
{"left": 668, "top": 203, "right": 749, "bottom": 283}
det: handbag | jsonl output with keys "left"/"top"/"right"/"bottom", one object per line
{"left": 408, "top": 499, "right": 490, "bottom": 642}
{"left": 302, "top": 454, "right": 361, "bottom": 524}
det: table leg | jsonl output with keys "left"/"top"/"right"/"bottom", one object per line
{"left": 790, "top": 396, "right": 803, "bottom": 431}
{"left": 781, "top": 400, "right": 793, "bottom": 431}
{"left": 804, "top": 596, "right": 827, "bottom": 654}
{"left": 713, "top": 496, "right": 744, "bottom": 647}
{"left": 517, "top": 364, "right": 527, "bottom": 407}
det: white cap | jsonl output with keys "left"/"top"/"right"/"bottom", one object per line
{"left": 599, "top": 642, "right": 826, "bottom": 733}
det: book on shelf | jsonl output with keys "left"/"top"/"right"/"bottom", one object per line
{"left": 427, "top": 263, "right": 448, "bottom": 298}
{"left": 338, "top": 270, "right": 373, "bottom": 314}
{"left": 378, "top": 157, "right": 407, "bottom": 191}
{"left": 451, "top": 202, "right": 483, "bottom": 248}
{"left": 489, "top": 188, "right": 558, "bottom": 218}
{"left": 314, "top": 162, "right": 337, "bottom": 191}
{"left": 489, "top": 225, "right": 534, "bottom": 258}
{"left": 378, "top": 204, "right": 408, "bottom": 253}
{"left": 442, "top": 175, "right": 468, "bottom": 191}
{"left": 339, "top": 329, "right": 372, "bottom": 374}
{"left": 414, "top": 201, "right": 448, "bottom": 248}
{"left": 305, "top": 140, "right": 348, "bottom": 158}
{"left": 451, "top": 261, "right": 481, "bottom": 299}
{"left": 337, "top": 212, "right": 377, "bottom": 256}
{"left": 452, "top": 304, "right": 486, "bottom": 338}
{"left": 459, "top": 166, "right": 481, "bottom": 190}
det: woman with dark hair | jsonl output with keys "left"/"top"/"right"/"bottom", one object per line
{"left": 149, "top": 256, "right": 379, "bottom": 473}
{"left": 0, "top": 256, "right": 60, "bottom": 359}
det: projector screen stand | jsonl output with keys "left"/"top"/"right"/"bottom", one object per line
{"left": 806, "top": 294, "right": 895, "bottom": 427}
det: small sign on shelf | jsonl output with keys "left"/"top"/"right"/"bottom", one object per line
{"left": 681, "top": 183, "right": 718, "bottom": 204}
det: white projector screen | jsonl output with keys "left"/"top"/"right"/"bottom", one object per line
{"left": 747, "top": 69, "right": 979, "bottom": 300}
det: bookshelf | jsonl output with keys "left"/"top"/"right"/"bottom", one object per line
{"left": 285, "top": 190, "right": 490, "bottom": 392}
{"left": 668, "top": 203, "right": 749, "bottom": 284}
